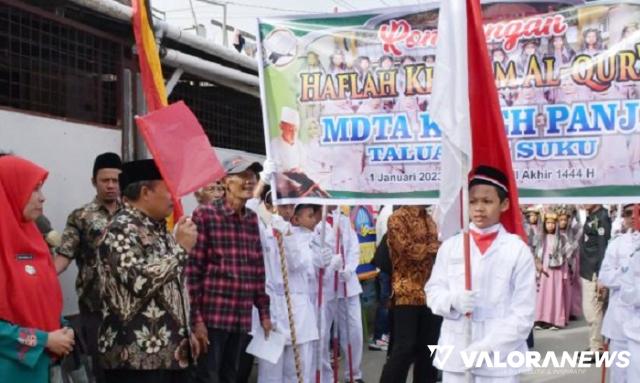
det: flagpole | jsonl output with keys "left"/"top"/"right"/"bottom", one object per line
{"left": 336, "top": 213, "right": 355, "bottom": 383}
{"left": 332, "top": 211, "right": 340, "bottom": 383}
{"left": 461, "top": 161, "right": 472, "bottom": 383}
{"left": 316, "top": 205, "right": 328, "bottom": 383}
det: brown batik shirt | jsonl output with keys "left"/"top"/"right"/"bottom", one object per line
{"left": 58, "top": 198, "right": 122, "bottom": 312}
{"left": 387, "top": 206, "right": 441, "bottom": 306}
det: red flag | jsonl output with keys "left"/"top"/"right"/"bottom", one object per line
{"left": 131, "top": 0, "right": 167, "bottom": 112}
{"left": 466, "top": 0, "right": 525, "bottom": 241}
{"left": 135, "top": 101, "right": 226, "bottom": 203}
{"left": 434, "top": 0, "right": 526, "bottom": 242}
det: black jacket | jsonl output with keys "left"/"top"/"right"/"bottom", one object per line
{"left": 372, "top": 233, "right": 392, "bottom": 274}
{"left": 579, "top": 207, "right": 611, "bottom": 280}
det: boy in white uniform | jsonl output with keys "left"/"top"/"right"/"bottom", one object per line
{"left": 425, "top": 166, "right": 536, "bottom": 383}
{"left": 599, "top": 203, "right": 638, "bottom": 382}
{"left": 317, "top": 207, "right": 365, "bottom": 383}
{"left": 619, "top": 205, "right": 640, "bottom": 383}
{"left": 250, "top": 162, "right": 339, "bottom": 383}
{"left": 253, "top": 202, "right": 325, "bottom": 383}
{"left": 290, "top": 204, "right": 343, "bottom": 378}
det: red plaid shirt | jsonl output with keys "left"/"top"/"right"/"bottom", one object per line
{"left": 187, "top": 199, "right": 270, "bottom": 332}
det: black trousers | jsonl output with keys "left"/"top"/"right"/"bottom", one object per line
{"left": 79, "top": 306, "right": 105, "bottom": 383}
{"left": 379, "top": 305, "right": 442, "bottom": 383}
{"left": 236, "top": 334, "right": 254, "bottom": 383}
{"left": 105, "top": 369, "right": 188, "bottom": 383}
{"left": 190, "top": 329, "right": 245, "bottom": 383}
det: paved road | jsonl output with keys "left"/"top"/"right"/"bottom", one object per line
{"left": 249, "top": 318, "right": 608, "bottom": 382}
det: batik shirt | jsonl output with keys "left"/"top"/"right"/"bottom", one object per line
{"left": 58, "top": 198, "right": 122, "bottom": 312}
{"left": 387, "top": 206, "right": 441, "bottom": 306}
{"left": 96, "top": 205, "right": 191, "bottom": 370}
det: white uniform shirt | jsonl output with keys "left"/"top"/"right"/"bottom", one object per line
{"left": 600, "top": 231, "right": 638, "bottom": 340}
{"left": 316, "top": 211, "right": 363, "bottom": 300}
{"left": 620, "top": 232, "right": 640, "bottom": 343}
{"left": 425, "top": 224, "right": 536, "bottom": 377}
{"left": 252, "top": 214, "right": 319, "bottom": 345}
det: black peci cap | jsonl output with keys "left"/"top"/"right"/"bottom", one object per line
{"left": 118, "top": 159, "right": 162, "bottom": 191}
{"left": 93, "top": 152, "right": 122, "bottom": 178}
{"left": 469, "top": 165, "right": 509, "bottom": 194}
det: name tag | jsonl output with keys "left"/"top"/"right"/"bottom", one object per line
{"left": 16, "top": 253, "right": 34, "bottom": 261}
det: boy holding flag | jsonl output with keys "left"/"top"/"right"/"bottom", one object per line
{"left": 425, "top": 166, "right": 536, "bottom": 382}
{"left": 427, "top": 1, "right": 535, "bottom": 380}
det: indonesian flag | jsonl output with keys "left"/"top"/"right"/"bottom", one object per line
{"left": 432, "top": 0, "right": 526, "bottom": 241}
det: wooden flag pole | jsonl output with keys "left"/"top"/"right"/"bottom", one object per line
{"left": 461, "top": 164, "right": 472, "bottom": 383}
{"left": 316, "top": 205, "right": 328, "bottom": 383}
{"left": 335, "top": 214, "right": 355, "bottom": 383}
{"left": 332, "top": 212, "right": 340, "bottom": 383}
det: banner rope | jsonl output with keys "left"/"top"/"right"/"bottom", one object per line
{"left": 274, "top": 229, "right": 304, "bottom": 383}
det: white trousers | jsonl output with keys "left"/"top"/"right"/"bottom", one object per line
{"left": 609, "top": 339, "right": 628, "bottom": 383}
{"left": 320, "top": 295, "right": 363, "bottom": 382}
{"left": 443, "top": 371, "right": 519, "bottom": 383}
{"left": 258, "top": 342, "right": 314, "bottom": 383}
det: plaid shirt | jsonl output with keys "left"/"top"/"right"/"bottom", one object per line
{"left": 187, "top": 199, "right": 269, "bottom": 332}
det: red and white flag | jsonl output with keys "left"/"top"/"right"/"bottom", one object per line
{"left": 432, "top": 0, "right": 525, "bottom": 241}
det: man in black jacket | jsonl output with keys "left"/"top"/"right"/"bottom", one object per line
{"left": 370, "top": 233, "right": 391, "bottom": 352}
{"left": 580, "top": 204, "right": 611, "bottom": 354}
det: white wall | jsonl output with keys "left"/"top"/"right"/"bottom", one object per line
{"left": 0, "top": 109, "right": 121, "bottom": 315}
{"left": 1, "top": 109, "right": 266, "bottom": 315}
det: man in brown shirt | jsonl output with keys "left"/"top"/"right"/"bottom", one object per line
{"left": 379, "top": 205, "right": 442, "bottom": 383}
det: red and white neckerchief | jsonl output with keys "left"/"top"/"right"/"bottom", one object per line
{"left": 470, "top": 223, "right": 500, "bottom": 255}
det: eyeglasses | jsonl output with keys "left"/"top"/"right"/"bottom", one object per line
{"left": 623, "top": 209, "right": 634, "bottom": 218}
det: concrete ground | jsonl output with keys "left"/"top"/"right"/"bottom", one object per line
{"left": 249, "top": 318, "right": 606, "bottom": 382}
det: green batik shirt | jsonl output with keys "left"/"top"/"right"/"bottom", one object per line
{"left": 0, "top": 320, "right": 50, "bottom": 382}
{"left": 96, "top": 205, "right": 191, "bottom": 370}
{"left": 58, "top": 198, "right": 122, "bottom": 312}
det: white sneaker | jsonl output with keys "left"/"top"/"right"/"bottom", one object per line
{"left": 368, "top": 339, "right": 388, "bottom": 351}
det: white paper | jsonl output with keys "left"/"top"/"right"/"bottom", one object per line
{"left": 246, "top": 326, "right": 286, "bottom": 364}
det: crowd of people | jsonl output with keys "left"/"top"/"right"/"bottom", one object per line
{"left": 1, "top": 151, "right": 639, "bottom": 383}
{"left": 521, "top": 202, "right": 640, "bottom": 383}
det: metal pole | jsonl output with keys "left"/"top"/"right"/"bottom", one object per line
{"left": 222, "top": 3, "right": 228, "bottom": 47}
{"left": 188, "top": 0, "right": 199, "bottom": 30}
{"left": 122, "top": 69, "right": 135, "bottom": 162}
{"left": 134, "top": 73, "right": 150, "bottom": 160}
{"left": 165, "top": 68, "right": 184, "bottom": 97}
